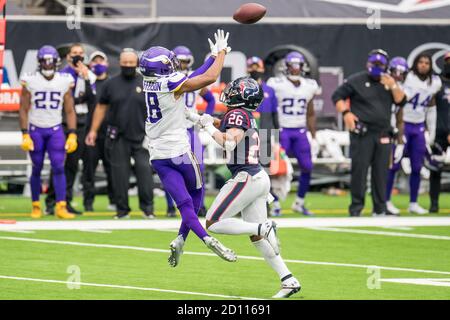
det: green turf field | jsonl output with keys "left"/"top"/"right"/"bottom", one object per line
{"left": 0, "top": 193, "right": 449, "bottom": 299}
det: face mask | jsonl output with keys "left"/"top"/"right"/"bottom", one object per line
{"left": 71, "top": 55, "right": 84, "bottom": 66}
{"left": 121, "top": 66, "right": 136, "bottom": 78}
{"left": 368, "top": 65, "right": 385, "bottom": 78}
{"left": 443, "top": 63, "right": 450, "bottom": 77}
{"left": 249, "top": 71, "right": 263, "bottom": 80}
{"left": 91, "top": 64, "right": 108, "bottom": 76}
{"left": 41, "top": 69, "right": 55, "bottom": 77}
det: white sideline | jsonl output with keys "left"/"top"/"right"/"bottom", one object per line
{"left": 1, "top": 236, "right": 450, "bottom": 276}
{"left": 1, "top": 217, "right": 450, "bottom": 231}
{"left": 380, "top": 278, "right": 450, "bottom": 288}
{"left": 306, "top": 227, "right": 450, "bottom": 241}
{"left": 0, "top": 275, "right": 262, "bottom": 300}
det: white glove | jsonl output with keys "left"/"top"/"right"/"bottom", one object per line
{"left": 311, "top": 139, "right": 320, "bottom": 159}
{"left": 394, "top": 144, "right": 404, "bottom": 164}
{"left": 199, "top": 114, "right": 214, "bottom": 127}
{"left": 209, "top": 29, "right": 231, "bottom": 55}
{"left": 208, "top": 38, "right": 218, "bottom": 57}
{"left": 185, "top": 107, "right": 200, "bottom": 124}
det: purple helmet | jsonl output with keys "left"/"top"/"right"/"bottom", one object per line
{"left": 389, "top": 56, "right": 408, "bottom": 75}
{"left": 37, "top": 45, "right": 60, "bottom": 67}
{"left": 172, "top": 45, "right": 194, "bottom": 68}
{"left": 139, "top": 46, "right": 179, "bottom": 79}
{"left": 285, "top": 51, "right": 305, "bottom": 79}
{"left": 246, "top": 56, "right": 264, "bottom": 69}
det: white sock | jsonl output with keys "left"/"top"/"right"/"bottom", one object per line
{"left": 296, "top": 197, "right": 304, "bottom": 206}
{"left": 208, "top": 218, "right": 259, "bottom": 235}
{"left": 253, "top": 238, "right": 291, "bottom": 280}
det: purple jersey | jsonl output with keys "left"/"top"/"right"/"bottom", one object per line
{"left": 220, "top": 108, "right": 262, "bottom": 177}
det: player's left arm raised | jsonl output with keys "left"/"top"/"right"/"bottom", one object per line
{"left": 63, "top": 89, "right": 78, "bottom": 153}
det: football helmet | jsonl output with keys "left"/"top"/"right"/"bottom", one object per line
{"left": 37, "top": 45, "right": 60, "bottom": 78}
{"left": 424, "top": 142, "right": 446, "bottom": 172}
{"left": 389, "top": 56, "right": 408, "bottom": 81}
{"left": 139, "top": 46, "right": 179, "bottom": 79}
{"left": 172, "top": 45, "right": 194, "bottom": 71}
{"left": 284, "top": 51, "right": 305, "bottom": 81}
{"left": 220, "top": 77, "right": 264, "bottom": 111}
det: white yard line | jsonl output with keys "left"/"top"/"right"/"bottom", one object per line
{"left": 1, "top": 217, "right": 450, "bottom": 231}
{"left": 380, "top": 227, "right": 414, "bottom": 231}
{"left": 306, "top": 227, "right": 450, "bottom": 241}
{"left": 77, "top": 230, "right": 112, "bottom": 234}
{"left": 0, "top": 230, "right": 35, "bottom": 234}
{"left": 0, "top": 275, "right": 262, "bottom": 300}
{"left": 1, "top": 236, "right": 450, "bottom": 276}
{"left": 380, "top": 278, "right": 450, "bottom": 288}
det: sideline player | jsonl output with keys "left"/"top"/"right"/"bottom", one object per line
{"left": 163, "top": 45, "right": 216, "bottom": 217}
{"left": 385, "top": 57, "right": 408, "bottom": 215}
{"left": 19, "top": 45, "right": 78, "bottom": 219}
{"left": 138, "top": 29, "right": 236, "bottom": 263}
{"left": 267, "top": 52, "right": 320, "bottom": 215}
{"left": 392, "top": 53, "right": 442, "bottom": 214}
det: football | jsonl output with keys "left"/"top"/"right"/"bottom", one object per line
{"left": 233, "top": 3, "right": 267, "bottom": 24}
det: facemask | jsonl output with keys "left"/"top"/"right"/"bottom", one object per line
{"left": 443, "top": 63, "right": 450, "bottom": 77}
{"left": 368, "top": 65, "right": 385, "bottom": 78}
{"left": 71, "top": 55, "right": 84, "bottom": 66}
{"left": 249, "top": 71, "right": 263, "bottom": 80}
{"left": 287, "top": 74, "right": 301, "bottom": 81}
{"left": 41, "top": 69, "right": 55, "bottom": 77}
{"left": 121, "top": 66, "right": 136, "bottom": 78}
{"left": 91, "top": 64, "right": 108, "bottom": 76}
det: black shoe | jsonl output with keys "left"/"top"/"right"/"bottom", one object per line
{"left": 197, "top": 206, "right": 207, "bottom": 217}
{"left": 84, "top": 204, "right": 94, "bottom": 212}
{"left": 166, "top": 207, "right": 177, "bottom": 218}
{"left": 429, "top": 203, "right": 439, "bottom": 214}
{"left": 67, "top": 203, "right": 83, "bottom": 215}
{"left": 45, "top": 206, "right": 54, "bottom": 216}
{"left": 114, "top": 212, "right": 130, "bottom": 219}
{"left": 350, "top": 211, "right": 361, "bottom": 217}
{"left": 143, "top": 212, "right": 156, "bottom": 219}
{"left": 385, "top": 211, "right": 400, "bottom": 216}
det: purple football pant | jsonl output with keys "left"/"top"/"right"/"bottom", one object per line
{"left": 29, "top": 125, "right": 66, "bottom": 202}
{"left": 280, "top": 128, "right": 313, "bottom": 198}
{"left": 386, "top": 122, "right": 426, "bottom": 202}
{"left": 165, "top": 128, "right": 205, "bottom": 211}
{"left": 152, "top": 152, "right": 207, "bottom": 241}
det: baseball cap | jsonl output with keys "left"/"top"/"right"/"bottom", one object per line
{"left": 89, "top": 51, "right": 108, "bottom": 62}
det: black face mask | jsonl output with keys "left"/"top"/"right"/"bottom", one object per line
{"left": 71, "top": 55, "right": 84, "bottom": 66}
{"left": 443, "top": 63, "right": 450, "bottom": 78}
{"left": 121, "top": 66, "right": 136, "bottom": 78}
{"left": 249, "top": 71, "right": 264, "bottom": 81}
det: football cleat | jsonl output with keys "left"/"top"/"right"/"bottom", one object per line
{"left": 409, "top": 203, "right": 428, "bottom": 215}
{"left": 273, "top": 275, "right": 301, "bottom": 298}
{"left": 260, "top": 220, "right": 280, "bottom": 255}
{"left": 204, "top": 236, "right": 237, "bottom": 262}
{"left": 31, "top": 201, "right": 42, "bottom": 219}
{"left": 386, "top": 201, "right": 400, "bottom": 215}
{"left": 168, "top": 235, "right": 185, "bottom": 267}
{"left": 270, "top": 201, "right": 282, "bottom": 217}
{"left": 55, "top": 201, "right": 75, "bottom": 219}
{"left": 114, "top": 212, "right": 130, "bottom": 219}
{"left": 292, "top": 201, "right": 314, "bottom": 216}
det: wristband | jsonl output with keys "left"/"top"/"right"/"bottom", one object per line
{"left": 21, "top": 129, "right": 29, "bottom": 134}
{"left": 205, "top": 124, "right": 219, "bottom": 136}
{"left": 67, "top": 129, "right": 76, "bottom": 135}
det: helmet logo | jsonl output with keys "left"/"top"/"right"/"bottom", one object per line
{"left": 239, "top": 80, "right": 259, "bottom": 100}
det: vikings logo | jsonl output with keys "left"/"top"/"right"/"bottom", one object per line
{"left": 239, "top": 80, "right": 260, "bottom": 100}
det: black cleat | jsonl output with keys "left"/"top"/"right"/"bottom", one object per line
{"left": 114, "top": 212, "right": 130, "bottom": 219}
{"left": 429, "top": 203, "right": 439, "bottom": 214}
{"left": 166, "top": 207, "right": 177, "bottom": 218}
{"left": 67, "top": 203, "right": 83, "bottom": 215}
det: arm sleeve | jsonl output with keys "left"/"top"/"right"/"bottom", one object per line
{"left": 331, "top": 81, "right": 355, "bottom": 104}
{"left": 202, "top": 90, "right": 216, "bottom": 115}
{"left": 188, "top": 56, "right": 215, "bottom": 79}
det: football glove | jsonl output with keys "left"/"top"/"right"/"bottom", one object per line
{"left": 209, "top": 29, "right": 231, "bottom": 56}
{"left": 21, "top": 133, "right": 34, "bottom": 152}
{"left": 199, "top": 114, "right": 214, "bottom": 127}
{"left": 65, "top": 133, "right": 78, "bottom": 154}
{"left": 393, "top": 144, "right": 404, "bottom": 164}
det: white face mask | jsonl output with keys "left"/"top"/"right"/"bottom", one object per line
{"left": 41, "top": 69, "right": 55, "bottom": 77}
{"left": 287, "top": 74, "right": 301, "bottom": 81}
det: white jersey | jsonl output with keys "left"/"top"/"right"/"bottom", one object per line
{"left": 143, "top": 71, "right": 191, "bottom": 160}
{"left": 20, "top": 71, "right": 74, "bottom": 128}
{"left": 267, "top": 75, "right": 320, "bottom": 128}
{"left": 402, "top": 72, "right": 442, "bottom": 124}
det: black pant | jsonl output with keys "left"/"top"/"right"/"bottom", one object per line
{"left": 82, "top": 136, "right": 115, "bottom": 208}
{"left": 105, "top": 136, "right": 154, "bottom": 214}
{"left": 429, "top": 134, "right": 449, "bottom": 207}
{"left": 46, "top": 126, "right": 87, "bottom": 208}
{"left": 349, "top": 131, "right": 391, "bottom": 215}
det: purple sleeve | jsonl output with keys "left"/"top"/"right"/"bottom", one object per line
{"left": 271, "top": 88, "right": 278, "bottom": 113}
{"left": 202, "top": 90, "right": 216, "bottom": 114}
{"left": 188, "top": 56, "right": 215, "bottom": 79}
{"left": 167, "top": 74, "right": 188, "bottom": 92}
